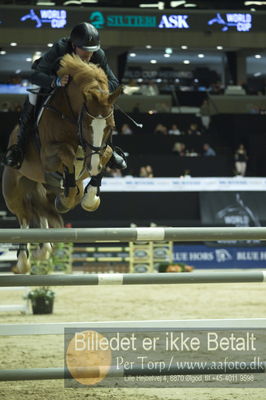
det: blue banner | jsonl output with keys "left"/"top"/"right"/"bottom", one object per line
{"left": 174, "top": 244, "right": 266, "bottom": 269}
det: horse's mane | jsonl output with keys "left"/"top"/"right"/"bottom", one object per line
{"left": 58, "top": 54, "right": 109, "bottom": 96}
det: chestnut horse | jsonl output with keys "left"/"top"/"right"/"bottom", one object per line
{"left": 2, "top": 54, "right": 123, "bottom": 273}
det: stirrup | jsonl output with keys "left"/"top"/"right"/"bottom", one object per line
{"left": 4, "top": 144, "right": 24, "bottom": 169}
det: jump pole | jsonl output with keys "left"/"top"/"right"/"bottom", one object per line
{"left": 1, "top": 318, "right": 266, "bottom": 336}
{"left": 1, "top": 362, "right": 266, "bottom": 381}
{"left": 0, "top": 271, "right": 266, "bottom": 287}
{"left": 1, "top": 227, "right": 266, "bottom": 243}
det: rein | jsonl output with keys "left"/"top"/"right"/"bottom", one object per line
{"left": 41, "top": 89, "right": 77, "bottom": 126}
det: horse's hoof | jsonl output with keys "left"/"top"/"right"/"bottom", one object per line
{"left": 81, "top": 197, "right": 100, "bottom": 212}
{"left": 11, "top": 265, "right": 19, "bottom": 274}
{"left": 14, "top": 260, "right": 31, "bottom": 274}
{"left": 33, "top": 243, "right": 53, "bottom": 261}
{"left": 55, "top": 197, "right": 70, "bottom": 214}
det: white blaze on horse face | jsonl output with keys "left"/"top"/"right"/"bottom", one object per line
{"left": 89, "top": 117, "right": 106, "bottom": 176}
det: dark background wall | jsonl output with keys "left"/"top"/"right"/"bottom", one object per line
{"left": 2, "top": 111, "right": 266, "bottom": 176}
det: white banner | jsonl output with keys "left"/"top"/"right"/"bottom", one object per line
{"left": 88, "top": 177, "right": 266, "bottom": 192}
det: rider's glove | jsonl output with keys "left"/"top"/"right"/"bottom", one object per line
{"left": 51, "top": 77, "right": 62, "bottom": 88}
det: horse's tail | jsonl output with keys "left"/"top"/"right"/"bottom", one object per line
{"left": 24, "top": 182, "right": 64, "bottom": 228}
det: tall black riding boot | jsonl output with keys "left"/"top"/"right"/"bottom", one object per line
{"left": 106, "top": 136, "right": 127, "bottom": 170}
{"left": 108, "top": 146, "right": 127, "bottom": 170}
{"left": 105, "top": 135, "right": 127, "bottom": 170}
{"left": 4, "top": 99, "right": 34, "bottom": 169}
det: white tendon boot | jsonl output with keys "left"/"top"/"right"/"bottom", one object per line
{"left": 81, "top": 184, "right": 100, "bottom": 212}
{"left": 13, "top": 246, "right": 31, "bottom": 274}
{"left": 33, "top": 243, "right": 53, "bottom": 261}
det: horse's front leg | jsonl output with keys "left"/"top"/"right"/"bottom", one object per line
{"left": 55, "top": 165, "right": 78, "bottom": 213}
{"left": 81, "top": 174, "right": 102, "bottom": 212}
{"left": 81, "top": 145, "right": 113, "bottom": 212}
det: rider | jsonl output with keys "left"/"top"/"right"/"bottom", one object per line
{"left": 4, "top": 22, "right": 127, "bottom": 170}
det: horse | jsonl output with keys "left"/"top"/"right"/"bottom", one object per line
{"left": 2, "top": 53, "right": 123, "bottom": 273}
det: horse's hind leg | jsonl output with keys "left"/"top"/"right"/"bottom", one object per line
{"left": 13, "top": 220, "right": 31, "bottom": 274}
{"left": 2, "top": 168, "right": 31, "bottom": 274}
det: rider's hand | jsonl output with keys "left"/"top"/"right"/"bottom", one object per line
{"left": 59, "top": 75, "right": 69, "bottom": 87}
{"left": 52, "top": 75, "right": 69, "bottom": 88}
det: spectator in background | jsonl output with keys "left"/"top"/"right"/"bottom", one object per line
{"left": 104, "top": 167, "right": 122, "bottom": 177}
{"left": 141, "top": 80, "right": 159, "bottom": 96}
{"left": 187, "top": 122, "right": 202, "bottom": 136}
{"left": 234, "top": 144, "right": 248, "bottom": 176}
{"left": 203, "top": 143, "right": 216, "bottom": 156}
{"left": 139, "top": 165, "right": 154, "bottom": 177}
{"left": 172, "top": 142, "right": 186, "bottom": 157}
{"left": 180, "top": 169, "right": 192, "bottom": 178}
{"left": 0, "top": 101, "right": 12, "bottom": 112}
{"left": 186, "top": 148, "right": 198, "bottom": 157}
{"left": 200, "top": 99, "right": 211, "bottom": 130}
{"left": 153, "top": 123, "right": 168, "bottom": 135}
{"left": 145, "top": 165, "right": 154, "bottom": 177}
{"left": 168, "top": 124, "right": 182, "bottom": 135}
{"left": 209, "top": 81, "right": 224, "bottom": 95}
{"left": 139, "top": 166, "right": 147, "bottom": 177}
{"left": 120, "top": 123, "right": 133, "bottom": 135}
{"left": 110, "top": 168, "right": 122, "bottom": 177}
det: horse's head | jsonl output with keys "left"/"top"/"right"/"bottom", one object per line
{"left": 59, "top": 54, "right": 123, "bottom": 175}
{"left": 80, "top": 85, "right": 122, "bottom": 175}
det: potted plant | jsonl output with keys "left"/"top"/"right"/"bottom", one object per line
{"left": 26, "top": 244, "right": 56, "bottom": 314}
{"left": 27, "top": 286, "right": 55, "bottom": 315}
{"left": 158, "top": 262, "right": 194, "bottom": 273}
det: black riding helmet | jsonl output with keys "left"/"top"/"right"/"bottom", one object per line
{"left": 70, "top": 22, "right": 100, "bottom": 52}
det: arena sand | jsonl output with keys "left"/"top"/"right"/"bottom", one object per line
{"left": 0, "top": 278, "right": 265, "bottom": 400}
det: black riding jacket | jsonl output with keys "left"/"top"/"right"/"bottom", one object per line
{"left": 30, "top": 37, "right": 119, "bottom": 92}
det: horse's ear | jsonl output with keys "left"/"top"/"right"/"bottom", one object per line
{"left": 108, "top": 85, "right": 124, "bottom": 104}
